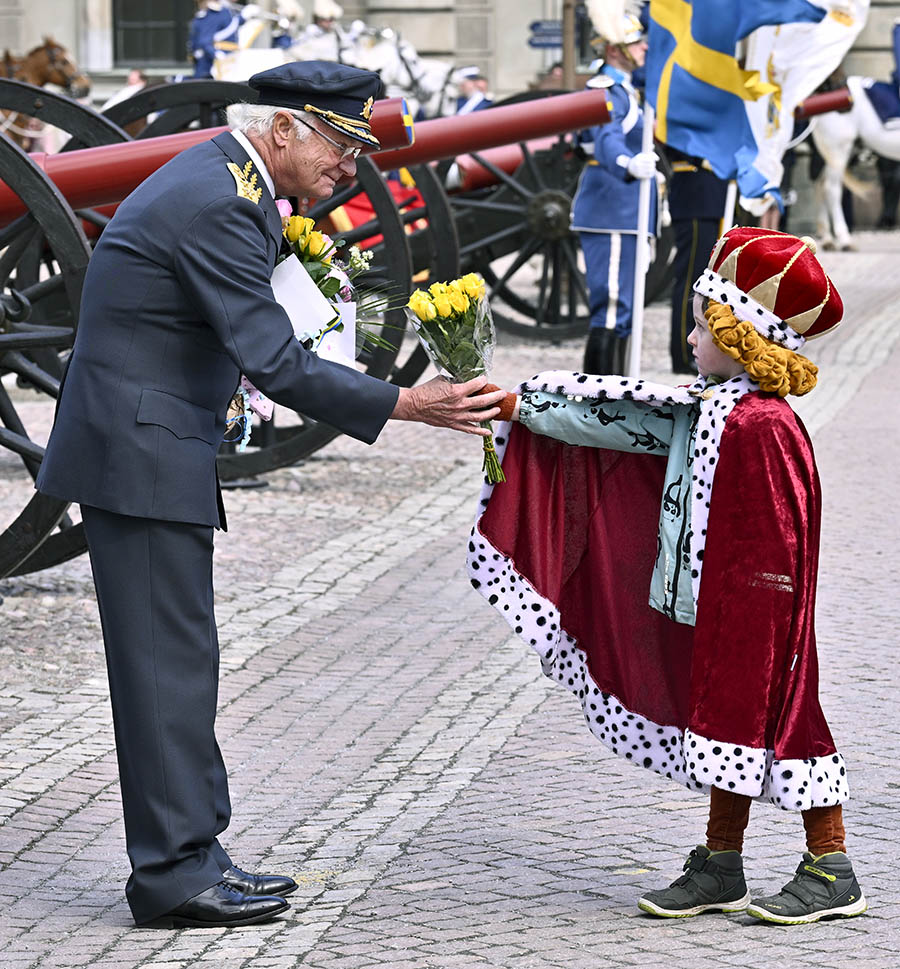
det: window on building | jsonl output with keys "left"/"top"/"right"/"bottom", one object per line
{"left": 113, "top": 0, "right": 195, "bottom": 66}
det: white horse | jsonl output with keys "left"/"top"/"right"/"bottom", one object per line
{"left": 812, "top": 75, "right": 900, "bottom": 250}
{"left": 349, "top": 27, "right": 456, "bottom": 119}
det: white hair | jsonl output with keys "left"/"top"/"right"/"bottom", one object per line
{"left": 225, "top": 102, "right": 314, "bottom": 140}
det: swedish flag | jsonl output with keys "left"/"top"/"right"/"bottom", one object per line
{"left": 646, "top": 0, "right": 826, "bottom": 198}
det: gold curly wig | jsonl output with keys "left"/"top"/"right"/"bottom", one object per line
{"left": 705, "top": 300, "right": 818, "bottom": 397}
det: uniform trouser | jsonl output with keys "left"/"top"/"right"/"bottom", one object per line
{"left": 81, "top": 504, "right": 232, "bottom": 924}
{"left": 670, "top": 217, "right": 721, "bottom": 370}
{"left": 579, "top": 230, "right": 637, "bottom": 337}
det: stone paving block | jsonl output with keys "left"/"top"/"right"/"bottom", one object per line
{"left": 1, "top": 237, "right": 899, "bottom": 967}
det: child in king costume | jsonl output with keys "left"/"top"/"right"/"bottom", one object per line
{"left": 469, "top": 227, "right": 866, "bottom": 923}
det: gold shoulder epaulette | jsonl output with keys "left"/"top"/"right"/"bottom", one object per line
{"left": 227, "top": 161, "right": 262, "bottom": 205}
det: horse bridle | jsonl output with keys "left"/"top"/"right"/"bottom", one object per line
{"left": 393, "top": 40, "right": 428, "bottom": 104}
{"left": 0, "top": 42, "right": 86, "bottom": 138}
{"left": 43, "top": 42, "right": 83, "bottom": 94}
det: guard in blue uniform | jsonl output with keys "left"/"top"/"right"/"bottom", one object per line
{"left": 189, "top": 0, "right": 241, "bottom": 78}
{"left": 572, "top": 13, "right": 657, "bottom": 374}
{"left": 36, "top": 61, "right": 504, "bottom": 929}
{"left": 666, "top": 148, "right": 730, "bottom": 372}
{"left": 455, "top": 67, "right": 493, "bottom": 114}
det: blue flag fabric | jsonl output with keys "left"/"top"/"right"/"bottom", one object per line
{"left": 646, "top": 0, "right": 826, "bottom": 199}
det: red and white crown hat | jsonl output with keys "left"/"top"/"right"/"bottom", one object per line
{"left": 692, "top": 226, "right": 843, "bottom": 351}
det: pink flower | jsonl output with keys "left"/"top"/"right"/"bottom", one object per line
{"left": 275, "top": 199, "right": 293, "bottom": 219}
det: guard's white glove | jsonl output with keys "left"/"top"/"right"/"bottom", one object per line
{"left": 656, "top": 172, "right": 672, "bottom": 228}
{"left": 625, "top": 151, "right": 659, "bottom": 179}
{"left": 241, "top": 3, "right": 262, "bottom": 19}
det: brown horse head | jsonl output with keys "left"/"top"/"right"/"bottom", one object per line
{"left": 2, "top": 50, "right": 20, "bottom": 78}
{"left": 17, "top": 38, "right": 91, "bottom": 98}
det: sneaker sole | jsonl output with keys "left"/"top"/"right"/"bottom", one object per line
{"left": 638, "top": 891, "right": 751, "bottom": 918}
{"left": 746, "top": 895, "right": 867, "bottom": 925}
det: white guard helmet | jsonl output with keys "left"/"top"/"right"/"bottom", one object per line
{"left": 586, "top": 2, "right": 644, "bottom": 48}
{"left": 314, "top": 0, "right": 343, "bottom": 20}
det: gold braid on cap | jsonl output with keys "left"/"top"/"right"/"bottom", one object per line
{"left": 706, "top": 301, "right": 818, "bottom": 397}
{"left": 303, "top": 103, "right": 372, "bottom": 140}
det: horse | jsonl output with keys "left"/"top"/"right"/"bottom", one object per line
{"left": 348, "top": 27, "right": 456, "bottom": 119}
{"left": 811, "top": 75, "right": 900, "bottom": 250}
{"left": 0, "top": 37, "right": 90, "bottom": 148}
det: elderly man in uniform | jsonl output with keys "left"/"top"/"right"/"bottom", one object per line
{"left": 36, "top": 61, "right": 504, "bottom": 930}
{"left": 573, "top": 12, "right": 657, "bottom": 375}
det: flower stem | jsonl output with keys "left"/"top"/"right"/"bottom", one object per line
{"left": 480, "top": 422, "right": 506, "bottom": 484}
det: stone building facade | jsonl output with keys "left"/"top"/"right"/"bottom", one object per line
{"left": 1, "top": 1, "right": 897, "bottom": 100}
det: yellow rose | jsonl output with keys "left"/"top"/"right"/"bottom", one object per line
{"left": 460, "top": 273, "right": 485, "bottom": 300}
{"left": 433, "top": 294, "right": 452, "bottom": 318}
{"left": 285, "top": 216, "right": 308, "bottom": 243}
{"left": 429, "top": 282, "right": 449, "bottom": 298}
{"left": 448, "top": 290, "right": 469, "bottom": 314}
{"left": 305, "top": 231, "right": 327, "bottom": 257}
{"left": 408, "top": 293, "right": 436, "bottom": 321}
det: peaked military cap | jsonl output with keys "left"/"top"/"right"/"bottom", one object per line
{"left": 249, "top": 60, "right": 383, "bottom": 148}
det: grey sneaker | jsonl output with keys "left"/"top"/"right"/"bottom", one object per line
{"left": 638, "top": 846, "right": 751, "bottom": 918}
{"left": 747, "top": 851, "right": 867, "bottom": 924}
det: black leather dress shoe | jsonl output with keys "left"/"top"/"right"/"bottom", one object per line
{"left": 222, "top": 864, "right": 298, "bottom": 897}
{"left": 142, "top": 881, "right": 289, "bottom": 928}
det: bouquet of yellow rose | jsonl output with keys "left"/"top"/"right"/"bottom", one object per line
{"left": 406, "top": 273, "right": 505, "bottom": 484}
{"left": 226, "top": 213, "right": 398, "bottom": 451}
{"left": 279, "top": 214, "right": 396, "bottom": 353}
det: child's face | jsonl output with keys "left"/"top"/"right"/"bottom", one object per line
{"left": 688, "top": 294, "right": 746, "bottom": 380}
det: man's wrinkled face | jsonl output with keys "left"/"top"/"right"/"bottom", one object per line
{"left": 274, "top": 113, "right": 361, "bottom": 199}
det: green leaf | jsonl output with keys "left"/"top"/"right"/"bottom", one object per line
{"left": 319, "top": 278, "right": 341, "bottom": 299}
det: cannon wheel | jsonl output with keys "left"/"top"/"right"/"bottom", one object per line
{"left": 449, "top": 90, "right": 675, "bottom": 342}
{"left": 452, "top": 135, "right": 588, "bottom": 341}
{"left": 0, "top": 81, "right": 133, "bottom": 576}
{"left": 389, "top": 161, "right": 458, "bottom": 387}
{"left": 2, "top": 86, "right": 429, "bottom": 571}
{"left": 0, "top": 132, "right": 91, "bottom": 578}
{"left": 6, "top": 76, "right": 417, "bottom": 483}
{"left": 102, "top": 80, "right": 429, "bottom": 472}
{"left": 215, "top": 155, "right": 413, "bottom": 479}
{"left": 102, "top": 79, "right": 254, "bottom": 137}
{"left": 0, "top": 78, "right": 132, "bottom": 151}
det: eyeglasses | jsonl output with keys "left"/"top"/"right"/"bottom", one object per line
{"left": 292, "top": 115, "right": 362, "bottom": 161}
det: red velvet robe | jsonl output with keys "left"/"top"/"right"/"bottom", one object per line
{"left": 468, "top": 383, "right": 848, "bottom": 811}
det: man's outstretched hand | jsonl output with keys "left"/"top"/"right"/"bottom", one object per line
{"left": 391, "top": 376, "right": 507, "bottom": 436}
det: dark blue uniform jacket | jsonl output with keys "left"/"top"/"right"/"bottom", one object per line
{"left": 37, "top": 132, "right": 398, "bottom": 527}
{"left": 571, "top": 69, "right": 657, "bottom": 234}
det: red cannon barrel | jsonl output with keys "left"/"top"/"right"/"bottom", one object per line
{"left": 0, "top": 90, "right": 611, "bottom": 227}
{"left": 0, "top": 97, "right": 412, "bottom": 226}
{"left": 795, "top": 87, "right": 853, "bottom": 120}
{"left": 444, "top": 137, "right": 560, "bottom": 192}
{"left": 372, "top": 90, "right": 610, "bottom": 171}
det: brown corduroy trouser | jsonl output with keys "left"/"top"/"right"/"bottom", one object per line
{"left": 705, "top": 786, "right": 846, "bottom": 855}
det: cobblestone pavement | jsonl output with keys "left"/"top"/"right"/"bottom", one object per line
{"left": 1, "top": 233, "right": 899, "bottom": 968}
